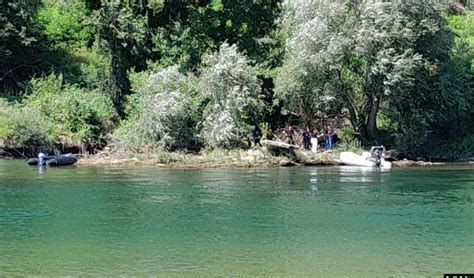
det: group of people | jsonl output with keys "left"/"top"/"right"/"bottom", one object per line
{"left": 282, "top": 125, "right": 335, "bottom": 151}
{"left": 251, "top": 124, "right": 337, "bottom": 151}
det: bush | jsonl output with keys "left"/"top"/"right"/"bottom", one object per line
{"left": 74, "top": 46, "right": 111, "bottom": 89}
{"left": 198, "top": 43, "right": 264, "bottom": 148}
{"left": 339, "top": 125, "right": 355, "bottom": 144}
{"left": 113, "top": 66, "right": 200, "bottom": 151}
{"left": 37, "top": 1, "right": 92, "bottom": 49}
{"left": 448, "top": 13, "right": 474, "bottom": 71}
{"left": 410, "top": 133, "right": 474, "bottom": 161}
{"left": 25, "top": 74, "right": 116, "bottom": 146}
{"left": 335, "top": 140, "right": 363, "bottom": 154}
{"left": 0, "top": 99, "right": 50, "bottom": 148}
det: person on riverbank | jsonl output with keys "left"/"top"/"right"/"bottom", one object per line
{"left": 266, "top": 129, "right": 275, "bottom": 140}
{"left": 284, "top": 125, "right": 295, "bottom": 145}
{"left": 354, "top": 126, "right": 362, "bottom": 143}
{"left": 326, "top": 124, "right": 334, "bottom": 149}
{"left": 302, "top": 128, "right": 311, "bottom": 150}
{"left": 371, "top": 149, "right": 382, "bottom": 167}
{"left": 310, "top": 129, "right": 323, "bottom": 153}
{"left": 252, "top": 127, "right": 262, "bottom": 147}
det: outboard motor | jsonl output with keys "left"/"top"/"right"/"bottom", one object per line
{"left": 38, "top": 153, "right": 48, "bottom": 166}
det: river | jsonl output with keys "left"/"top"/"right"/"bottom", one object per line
{"left": 0, "top": 160, "right": 473, "bottom": 276}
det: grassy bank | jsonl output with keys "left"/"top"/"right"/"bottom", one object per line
{"left": 76, "top": 147, "right": 341, "bottom": 168}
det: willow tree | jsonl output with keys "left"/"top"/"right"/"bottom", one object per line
{"left": 275, "top": 0, "right": 462, "bottom": 141}
{"left": 198, "top": 43, "right": 264, "bottom": 148}
{"left": 113, "top": 66, "right": 199, "bottom": 151}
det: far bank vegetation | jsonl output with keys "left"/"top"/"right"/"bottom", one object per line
{"left": 0, "top": 0, "right": 473, "bottom": 161}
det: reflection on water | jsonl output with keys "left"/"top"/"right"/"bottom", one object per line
{"left": 338, "top": 166, "right": 389, "bottom": 183}
{"left": 38, "top": 165, "right": 45, "bottom": 176}
{"left": 0, "top": 160, "right": 473, "bottom": 276}
{"left": 309, "top": 169, "right": 318, "bottom": 191}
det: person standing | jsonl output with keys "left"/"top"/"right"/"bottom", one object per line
{"left": 354, "top": 126, "right": 362, "bottom": 144}
{"left": 266, "top": 129, "right": 275, "bottom": 140}
{"left": 302, "top": 128, "right": 311, "bottom": 150}
{"left": 326, "top": 124, "right": 334, "bottom": 149}
{"left": 311, "top": 129, "right": 321, "bottom": 153}
{"left": 252, "top": 127, "right": 262, "bottom": 147}
{"left": 285, "top": 125, "right": 295, "bottom": 145}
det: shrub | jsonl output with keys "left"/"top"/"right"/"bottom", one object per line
{"left": 37, "top": 1, "right": 92, "bottom": 49}
{"left": 113, "top": 66, "right": 200, "bottom": 151}
{"left": 405, "top": 133, "right": 474, "bottom": 161}
{"left": 198, "top": 43, "right": 264, "bottom": 148}
{"left": 0, "top": 99, "right": 50, "bottom": 148}
{"left": 339, "top": 125, "right": 355, "bottom": 144}
{"left": 25, "top": 74, "right": 116, "bottom": 146}
{"left": 73, "top": 46, "right": 111, "bottom": 89}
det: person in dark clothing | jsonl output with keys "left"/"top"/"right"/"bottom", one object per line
{"left": 266, "top": 129, "right": 275, "bottom": 140}
{"left": 285, "top": 125, "right": 295, "bottom": 145}
{"left": 302, "top": 128, "right": 312, "bottom": 150}
{"left": 252, "top": 128, "right": 262, "bottom": 146}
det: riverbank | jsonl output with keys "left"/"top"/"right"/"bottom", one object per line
{"left": 74, "top": 148, "right": 458, "bottom": 168}
{"left": 3, "top": 146, "right": 462, "bottom": 168}
{"left": 75, "top": 148, "right": 341, "bottom": 168}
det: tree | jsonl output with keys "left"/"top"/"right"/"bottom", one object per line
{"left": 0, "top": 0, "right": 45, "bottom": 92}
{"left": 93, "top": 2, "right": 147, "bottom": 117}
{"left": 275, "top": 0, "right": 468, "bottom": 143}
{"left": 198, "top": 43, "right": 264, "bottom": 148}
{"left": 90, "top": 0, "right": 211, "bottom": 117}
{"left": 113, "top": 66, "right": 200, "bottom": 151}
{"left": 275, "top": 1, "right": 349, "bottom": 126}
{"left": 150, "top": 0, "right": 283, "bottom": 72}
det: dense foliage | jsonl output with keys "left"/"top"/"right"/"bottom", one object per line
{"left": 276, "top": 0, "right": 473, "bottom": 159}
{"left": 0, "top": 0, "right": 45, "bottom": 92}
{"left": 26, "top": 74, "right": 116, "bottom": 146}
{"left": 198, "top": 43, "right": 263, "bottom": 148}
{"left": 0, "top": 99, "right": 49, "bottom": 148}
{"left": 0, "top": 0, "right": 472, "bottom": 160}
{"left": 113, "top": 66, "right": 199, "bottom": 151}
{"left": 114, "top": 44, "right": 263, "bottom": 151}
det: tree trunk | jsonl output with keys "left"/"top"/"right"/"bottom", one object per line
{"left": 342, "top": 94, "right": 359, "bottom": 131}
{"left": 366, "top": 95, "right": 380, "bottom": 140}
{"left": 337, "top": 73, "right": 359, "bottom": 132}
{"left": 110, "top": 51, "right": 131, "bottom": 118}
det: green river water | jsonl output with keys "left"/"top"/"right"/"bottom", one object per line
{"left": 0, "top": 160, "right": 473, "bottom": 277}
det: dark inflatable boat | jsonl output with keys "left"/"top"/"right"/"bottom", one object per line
{"left": 27, "top": 153, "right": 77, "bottom": 166}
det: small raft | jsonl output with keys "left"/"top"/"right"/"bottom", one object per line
{"left": 27, "top": 154, "right": 77, "bottom": 166}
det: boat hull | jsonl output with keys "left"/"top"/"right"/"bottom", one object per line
{"left": 340, "top": 152, "right": 392, "bottom": 169}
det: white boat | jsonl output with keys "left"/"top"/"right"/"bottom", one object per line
{"left": 340, "top": 146, "right": 392, "bottom": 169}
